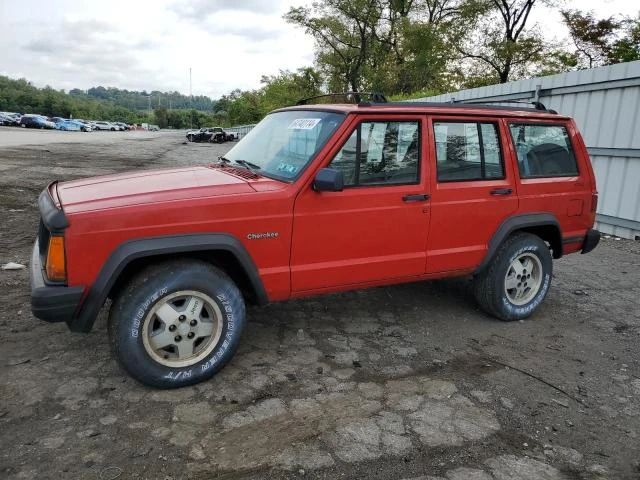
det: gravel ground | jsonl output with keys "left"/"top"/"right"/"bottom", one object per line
{"left": 0, "top": 128, "right": 639, "bottom": 480}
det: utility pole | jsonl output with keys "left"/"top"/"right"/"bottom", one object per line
{"left": 147, "top": 95, "right": 152, "bottom": 120}
{"left": 189, "top": 67, "right": 193, "bottom": 129}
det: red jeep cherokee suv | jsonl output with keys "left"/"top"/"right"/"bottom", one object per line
{"left": 30, "top": 96, "right": 600, "bottom": 388}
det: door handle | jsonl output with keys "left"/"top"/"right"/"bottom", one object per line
{"left": 402, "top": 194, "right": 430, "bottom": 202}
{"left": 490, "top": 188, "right": 513, "bottom": 196}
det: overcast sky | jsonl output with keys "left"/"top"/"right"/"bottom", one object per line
{"left": 0, "top": 0, "right": 637, "bottom": 99}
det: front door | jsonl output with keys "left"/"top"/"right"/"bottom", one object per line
{"left": 291, "top": 115, "right": 430, "bottom": 292}
{"left": 426, "top": 116, "right": 519, "bottom": 273}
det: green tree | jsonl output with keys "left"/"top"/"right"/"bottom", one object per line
{"left": 458, "top": 0, "right": 549, "bottom": 84}
{"left": 612, "top": 14, "right": 640, "bottom": 63}
{"left": 154, "top": 107, "right": 169, "bottom": 128}
{"left": 285, "top": 0, "right": 383, "bottom": 92}
{"left": 562, "top": 10, "right": 640, "bottom": 68}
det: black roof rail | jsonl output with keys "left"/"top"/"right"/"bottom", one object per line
{"left": 296, "top": 92, "right": 387, "bottom": 105}
{"left": 450, "top": 98, "right": 557, "bottom": 114}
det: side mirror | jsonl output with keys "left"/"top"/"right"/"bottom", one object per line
{"left": 313, "top": 168, "right": 344, "bottom": 192}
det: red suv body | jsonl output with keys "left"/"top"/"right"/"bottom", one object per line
{"left": 30, "top": 101, "right": 600, "bottom": 387}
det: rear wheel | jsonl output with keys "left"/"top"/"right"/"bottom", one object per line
{"left": 108, "top": 260, "right": 246, "bottom": 388}
{"left": 473, "top": 232, "right": 552, "bottom": 321}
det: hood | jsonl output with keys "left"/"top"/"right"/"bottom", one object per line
{"left": 57, "top": 165, "right": 256, "bottom": 213}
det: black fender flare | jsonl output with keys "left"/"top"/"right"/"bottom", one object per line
{"left": 68, "top": 233, "right": 268, "bottom": 332}
{"left": 38, "top": 183, "right": 68, "bottom": 232}
{"left": 474, "top": 213, "right": 562, "bottom": 274}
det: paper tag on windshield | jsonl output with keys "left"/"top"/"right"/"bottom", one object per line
{"left": 288, "top": 118, "right": 321, "bottom": 130}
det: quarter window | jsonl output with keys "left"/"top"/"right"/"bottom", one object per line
{"left": 509, "top": 124, "right": 579, "bottom": 178}
{"left": 434, "top": 122, "right": 504, "bottom": 182}
{"left": 329, "top": 121, "right": 420, "bottom": 186}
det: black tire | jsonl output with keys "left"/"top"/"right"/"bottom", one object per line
{"left": 108, "top": 259, "right": 246, "bottom": 388}
{"left": 187, "top": 135, "right": 193, "bottom": 142}
{"left": 473, "top": 232, "right": 552, "bottom": 321}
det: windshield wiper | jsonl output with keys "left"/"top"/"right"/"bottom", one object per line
{"left": 217, "top": 155, "right": 231, "bottom": 165}
{"left": 233, "top": 159, "right": 261, "bottom": 171}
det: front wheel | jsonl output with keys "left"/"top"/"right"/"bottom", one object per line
{"left": 473, "top": 232, "right": 552, "bottom": 321}
{"left": 108, "top": 260, "right": 246, "bottom": 388}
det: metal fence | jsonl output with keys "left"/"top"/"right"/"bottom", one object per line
{"left": 413, "top": 61, "right": 640, "bottom": 239}
{"left": 225, "top": 124, "right": 256, "bottom": 139}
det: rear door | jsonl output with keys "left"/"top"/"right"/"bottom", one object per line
{"left": 426, "top": 116, "right": 519, "bottom": 273}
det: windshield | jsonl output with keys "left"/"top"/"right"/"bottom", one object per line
{"left": 223, "top": 110, "right": 344, "bottom": 181}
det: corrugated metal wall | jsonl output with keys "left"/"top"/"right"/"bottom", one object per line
{"left": 413, "top": 61, "right": 640, "bottom": 239}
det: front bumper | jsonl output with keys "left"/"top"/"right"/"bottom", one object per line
{"left": 30, "top": 239, "right": 85, "bottom": 323}
{"left": 581, "top": 228, "right": 601, "bottom": 254}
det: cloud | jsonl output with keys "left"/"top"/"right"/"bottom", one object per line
{"left": 168, "top": 0, "right": 286, "bottom": 42}
{"left": 171, "top": 0, "right": 274, "bottom": 19}
{"left": 215, "top": 23, "right": 283, "bottom": 42}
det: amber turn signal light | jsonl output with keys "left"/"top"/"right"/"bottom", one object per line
{"left": 46, "top": 236, "right": 66, "bottom": 282}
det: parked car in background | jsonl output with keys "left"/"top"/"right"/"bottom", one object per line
{"left": 94, "top": 121, "right": 117, "bottom": 131}
{"left": 148, "top": 124, "right": 160, "bottom": 131}
{"left": 185, "top": 126, "right": 227, "bottom": 142}
{"left": 56, "top": 120, "right": 91, "bottom": 132}
{"left": 6, "top": 112, "right": 22, "bottom": 125}
{"left": 0, "top": 113, "right": 17, "bottom": 126}
{"left": 20, "top": 115, "right": 49, "bottom": 129}
{"left": 42, "top": 117, "right": 56, "bottom": 129}
{"left": 113, "top": 122, "right": 130, "bottom": 131}
{"left": 74, "top": 120, "right": 93, "bottom": 131}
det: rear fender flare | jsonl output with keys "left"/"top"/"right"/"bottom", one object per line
{"left": 70, "top": 233, "right": 267, "bottom": 332}
{"left": 475, "top": 213, "right": 561, "bottom": 274}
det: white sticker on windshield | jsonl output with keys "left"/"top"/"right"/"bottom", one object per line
{"left": 288, "top": 118, "right": 321, "bottom": 130}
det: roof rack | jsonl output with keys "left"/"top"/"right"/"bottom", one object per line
{"left": 296, "top": 92, "right": 388, "bottom": 105}
{"left": 449, "top": 98, "right": 557, "bottom": 114}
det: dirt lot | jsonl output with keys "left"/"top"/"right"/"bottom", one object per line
{"left": 1, "top": 128, "right": 639, "bottom": 480}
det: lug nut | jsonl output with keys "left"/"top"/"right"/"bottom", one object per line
{"left": 190, "top": 319, "right": 197, "bottom": 326}
{"left": 168, "top": 325, "right": 177, "bottom": 332}
{"left": 187, "top": 332, "right": 195, "bottom": 339}
{"left": 179, "top": 315, "right": 186, "bottom": 322}
{"left": 175, "top": 335, "right": 182, "bottom": 342}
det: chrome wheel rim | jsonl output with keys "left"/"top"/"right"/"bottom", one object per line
{"left": 142, "top": 290, "right": 223, "bottom": 367}
{"left": 504, "top": 253, "right": 543, "bottom": 306}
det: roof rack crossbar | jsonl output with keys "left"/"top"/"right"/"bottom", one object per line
{"left": 296, "top": 92, "right": 387, "bottom": 106}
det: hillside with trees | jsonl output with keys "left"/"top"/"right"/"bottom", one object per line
{"left": 70, "top": 87, "right": 214, "bottom": 112}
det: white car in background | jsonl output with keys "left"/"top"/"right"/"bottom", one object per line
{"left": 93, "top": 121, "right": 117, "bottom": 131}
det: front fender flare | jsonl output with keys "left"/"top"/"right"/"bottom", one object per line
{"left": 68, "top": 233, "right": 267, "bottom": 332}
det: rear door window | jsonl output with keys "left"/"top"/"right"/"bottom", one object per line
{"left": 508, "top": 124, "right": 579, "bottom": 178}
{"left": 433, "top": 122, "right": 504, "bottom": 182}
